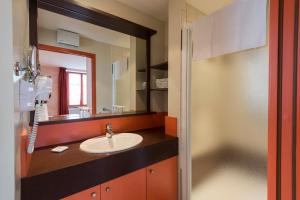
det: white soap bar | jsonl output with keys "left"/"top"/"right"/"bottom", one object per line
{"left": 51, "top": 146, "right": 69, "bottom": 153}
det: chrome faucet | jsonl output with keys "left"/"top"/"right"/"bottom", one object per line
{"left": 106, "top": 123, "right": 114, "bottom": 138}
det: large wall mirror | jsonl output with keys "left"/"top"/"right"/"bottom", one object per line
{"left": 30, "top": 0, "right": 156, "bottom": 123}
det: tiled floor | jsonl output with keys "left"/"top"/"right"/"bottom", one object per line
{"left": 192, "top": 149, "right": 267, "bottom": 200}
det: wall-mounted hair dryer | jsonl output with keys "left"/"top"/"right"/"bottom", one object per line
{"left": 16, "top": 45, "right": 53, "bottom": 153}
{"left": 27, "top": 75, "right": 52, "bottom": 154}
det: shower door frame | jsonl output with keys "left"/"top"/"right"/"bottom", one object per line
{"left": 180, "top": 25, "right": 192, "bottom": 200}
{"left": 181, "top": 0, "right": 300, "bottom": 199}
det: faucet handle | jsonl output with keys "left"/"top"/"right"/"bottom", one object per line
{"left": 106, "top": 123, "right": 112, "bottom": 131}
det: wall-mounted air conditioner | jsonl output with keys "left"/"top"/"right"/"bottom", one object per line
{"left": 57, "top": 29, "right": 80, "bottom": 47}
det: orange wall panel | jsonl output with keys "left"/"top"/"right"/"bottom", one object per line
{"left": 165, "top": 116, "right": 177, "bottom": 137}
{"left": 21, "top": 129, "right": 31, "bottom": 177}
{"left": 35, "top": 113, "right": 165, "bottom": 148}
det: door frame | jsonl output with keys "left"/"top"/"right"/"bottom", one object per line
{"left": 269, "top": 0, "right": 300, "bottom": 199}
{"left": 0, "top": 1, "right": 15, "bottom": 199}
{"left": 180, "top": 25, "right": 192, "bottom": 200}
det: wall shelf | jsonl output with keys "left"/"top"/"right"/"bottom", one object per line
{"left": 150, "top": 62, "right": 168, "bottom": 71}
{"left": 150, "top": 88, "right": 168, "bottom": 91}
{"left": 149, "top": 61, "right": 168, "bottom": 113}
{"left": 137, "top": 68, "right": 146, "bottom": 72}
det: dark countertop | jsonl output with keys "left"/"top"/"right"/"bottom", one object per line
{"left": 21, "top": 128, "right": 178, "bottom": 200}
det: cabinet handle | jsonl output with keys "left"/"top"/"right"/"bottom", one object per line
{"left": 149, "top": 169, "right": 155, "bottom": 174}
{"left": 105, "top": 187, "right": 112, "bottom": 192}
{"left": 90, "top": 192, "right": 97, "bottom": 198}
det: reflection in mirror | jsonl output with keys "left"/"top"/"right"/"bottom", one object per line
{"left": 37, "top": 8, "right": 148, "bottom": 119}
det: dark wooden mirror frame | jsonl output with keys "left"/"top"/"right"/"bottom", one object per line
{"left": 29, "top": 0, "right": 157, "bottom": 124}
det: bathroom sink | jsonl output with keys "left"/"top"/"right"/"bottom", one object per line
{"left": 79, "top": 133, "right": 143, "bottom": 153}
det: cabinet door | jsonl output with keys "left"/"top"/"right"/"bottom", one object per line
{"left": 61, "top": 185, "right": 100, "bottom": 200}
{"left": 147, "top": 157, "right": 178, "bottom": 200}
{"left": 101, "top": 168, "right": 146, "bottom": 200}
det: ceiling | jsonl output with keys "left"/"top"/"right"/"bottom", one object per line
{"left": 38, "top": 9, "right": 130, "bottom": 48}
{"left": 116, "top": 0, "right": 234, "bottom": 21}
{"left": 187, "top": 0, "right": 234, "bottom": 14}
{"left": 115, "top": 0, "right": 168, "bottom": 22}
{"left": 39, "top": 50, "right": 87, "bottom": 71}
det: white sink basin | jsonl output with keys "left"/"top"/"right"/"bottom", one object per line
{"left": 80, "top": 133, "right": 143, "bottom": 153}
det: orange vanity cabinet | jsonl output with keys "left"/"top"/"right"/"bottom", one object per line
{"left": 62, "top": 169, "right": 146, "bottom": 200}
{"left": 62, "top": 157, "right": 177, "bottom": 200}
{"left": 62, "top": 185, "right": 100, "bottom": 200}
{"left": 147, "top": 157, "right": 178, "bottom": 200}
{"left": 101, "top": 168, "right": 146, "bottom": 200}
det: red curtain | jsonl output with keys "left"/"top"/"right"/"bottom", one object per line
{"left": 59, "top": 67, "right": 69, "bottom": 115}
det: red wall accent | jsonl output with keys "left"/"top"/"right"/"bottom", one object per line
{"left": 268, "top": 0, "right": 279, "bottom": 199}
{"left": 281, "top": 0, "right": 295, "bottom": 199}
{"left": 297, "top": 1, "right": 300, "bottom": 199}
{"left": 165, "top": 116, "right": 177, "bottom": 137}
{"left": 35, "top": 113, "right": 165, "bottom": 148}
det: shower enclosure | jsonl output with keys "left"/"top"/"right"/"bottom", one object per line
{"left": 181, "top": 2, "right": 268, "bottom": 199}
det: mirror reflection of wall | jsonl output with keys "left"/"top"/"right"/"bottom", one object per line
{"left": 135, "top": 38, "right": 147, "bottom": 111}
{"left": 37, "top": 8, "right": 148, "bottom": 117}
{"left": 39, "top": 50, "right": 91, "bottom": 116}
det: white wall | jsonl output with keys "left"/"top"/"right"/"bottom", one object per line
{"left": 129, "top": 37, "right": 137, "bottom": 111}
{"left": 0, "top": 1, "right": 15, "bottom": 199}
{"left": 111, "top": 46, "right": 131, "bottom": 110}
{"left": 86, "top": 58, "right": 93, "bottom": 109}
{"left": 1, "top": 0, "right": 29, "bottom": 199}
{"left": 168, "top": 0, "right": 186, "bottom": 122}
{"left": 186, "top": 0, "right": 234, "bottom": 15}
{"left": 13, "top": 0, "right": 30, "bottom": 199}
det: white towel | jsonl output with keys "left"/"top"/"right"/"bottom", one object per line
{"left": 192, "top": 0, "right": 267, "bottom": 60}
{"left": 239, "top": 0, "right": 267, "bottom": 50}
{"left": 212, "top": 2, "right": 241, "bottom": 57}
{"left": 192, "top": 15, "right": 213, "bottom": 60}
